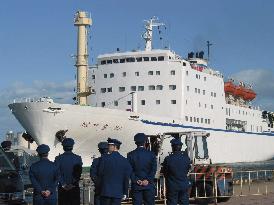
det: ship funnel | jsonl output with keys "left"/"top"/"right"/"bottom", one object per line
{"left": 74, "top": 11, "right": 92, "bottom": 105}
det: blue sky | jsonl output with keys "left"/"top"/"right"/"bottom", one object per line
{"left": 0, "top": 0, "right": 274, "bottom": 139}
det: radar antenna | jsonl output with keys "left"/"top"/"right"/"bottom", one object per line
{"left": 142, "top": 17, "right": 165, "bottom": 51}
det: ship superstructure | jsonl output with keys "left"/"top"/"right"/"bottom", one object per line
{"left": 8, "top": 12, "right": 274, "bottom": 165}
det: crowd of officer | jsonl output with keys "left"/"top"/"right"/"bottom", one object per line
{"left": 1, "top": 133, "right": 191, "bottom": 205}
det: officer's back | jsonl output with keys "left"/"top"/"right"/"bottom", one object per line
{"left": 29, "top": 144, "right": 59, "bottom": 205}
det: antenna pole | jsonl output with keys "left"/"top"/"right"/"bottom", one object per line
{"left": 207, "top": 41, "right": 213, "bottom": 62}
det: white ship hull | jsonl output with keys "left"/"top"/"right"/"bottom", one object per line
{"left": 9, "top": 102, "right": 274, "bottom": 166}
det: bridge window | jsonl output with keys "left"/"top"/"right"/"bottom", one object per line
{"left": 151, "top": 57, "right": 157, "bottom": 61}
{"left": 119, "top": 87, "right": 125, "bottom": 92}
{"left": 113, "top": 59, "right": 119, "bottom": 63}
{"left": 183, "top": 62, "right": 186, "bottom": 66}
{"left": 143, "top": 57, "right": 149, "bottom": 61}
{"left": 107, "top": 60, "right": 112, "bottom": 64}
{"left": 126, "top": 57, "right": 135, "bottom": 62}
{"left": 101, "top": 60, "right": 106, "bottom": 65}
{"left": 138, "top": 86, "right": 144, "bottom": 91}
{"left": 120, "top": 59, "right": 125, "bottom": 63}
{"left": 149, "top": 85, "right": 155, "bottom": 90}
{"left": 156, "top": 85, "right": 163, "bottom": 90}
{"left": 136, "top": 57, "right": 142, "bottom": 62}
{"left": 131, "top": 86, "right": 137, "bottom": 91}
{"left": 158, "top": 56, "right": 164, "bottom": 61}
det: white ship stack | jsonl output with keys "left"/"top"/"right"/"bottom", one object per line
{"left": 9, "top": 11, "right": 274, "bottom": 165}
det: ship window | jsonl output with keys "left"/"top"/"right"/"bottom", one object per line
{"left": 113, "top": 59, "right": 119, "bottom": 63}
{"left": 194, "top": 117, "right": 196, "bottom": 122}
{"left": 203, "top": 90, "right": 205, "bottom": 95}
{"left": 156, "top": 85, "right": 163, "bottom": 90}
{"left": 195, "top": 88, "right": 197, "bottom": 93}
{"left": 151, "top": 57, "right": 157, "bottom": 61}
{"left": 204, "top": 76, "right": 207, "bottom": 81}
{"left": 205, "top": 119, "right": 208, "bottom": 124}
{"left": 187, "top": 86, "right": 190, "bottom": 91}
{"left": 149, "top": 85, "right": 155, "bottom": 90}
{"left": 141, "top": 100, "right": 146, "bottom": 105}
{"left": 110, "top": 73, "right": 114, "bottom": 78}
{"left": 198, "top": 89, "right": 200, "bottom": 94}
{"left": 104, "top": 74, "right": 107, "bottom": 78}
{"left": 107, "top": 87, "right": 112, "bottom": 92}
{"left": 158, "top": 56, "right": 164, "bottom": 61}
{"left": 101, "top": 88, "right": 106, "bottom": 93}
{"left": 127, "top": 101, "right": 131, "bottom": 105}
{"left": 171, "top": 70, "right": 175, "bottom": 75}
{"left": 119, "top": 87, "right": 126, "bottom": 92}
{"left": 214, "top": 93, "right": 216, "bottom": 97}
{"left": 143, "top": 57, "right": 149, "bottom": 61}
{"left": 199, "top": 102, "right": 201, "bottom": 107}
{"left": 92, "top": 75, "right": 95, "bottom": 79}
{"left": 135, "top": 72, "right": 140, "bottom": 76}
{"left": 114, "top": 101, "right": 118, "bottom": 106}
{"left": 169, "top": 85, "right": 176, "bottom": 90}
{"left": 148, "top": 71, "right": 153, "bottom": 75}
{"left": 190, "top": 117, "right": 193, "bottom": 122}
{"left": 186, "top": 70, "right": 189, "bottom": 76}
{"left": 211, "top": 92, "right": 213, "bottom": 97}
{"left": 211, "top": 105, "right": 214, "bottom": 109}
{"left": 156, "top": 100, "right": 160, "bottom": 105}
{"left": 138, "top": 86, "right": 144, "bottom": 91}
{"left": 185, "top": 116, "right": 188, "bottom": 121}
{"left": 169, "top": 56, "right": 172, "bottom": 59}
{"left": 122, "top": 72, "right": 126, "bottom": 77}
{"left": 101, "top": 102, "right": 105, "bottom": 107}
{"left": 201, "top": 118, "right": 203, "bottom": 123}
{"left": 171, "top": 100, "right": 176, "bottom": 104}
{"left": 156, "top": 71, "right": 160, "bottom": 75}
{"left": 126, "top": 57, "right": 135, "bottom": 62}
{"left": 107, "top": 60, "right": 112, "bottom": 64}
{"left": 131, "top": 86, "right": 137, "bottom": 91}
{"left": 136, "top": 57, "right": 142, "bottom": 62}
{"left": 205, "top": 104, "right": 207, "bottom": 108}
{"left": 186, "top": 100, "right": 188, "bottom": 104}
{"left": 120, "top": 59, "right": 126, "bottom": 63}
{"left": 101, "top": 60, "right": 106, "bottom": 65}
{"left": 183, "top": 62, "right": 186, "bottom": 66}
{"left": 208, "top": 119, "right": 210, "bottom": 124}
{"left": 197, "top": 118, "right": 199, "bottom": 123}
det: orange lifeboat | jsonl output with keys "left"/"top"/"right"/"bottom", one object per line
{"left": 243, "top": 89, "right": 256, "bottom": 101}
{"left": 224, "top": 81, "right": 236, "bottom": 94}
{"left": 234, "top": 86, "right": 246, "bottom": 98}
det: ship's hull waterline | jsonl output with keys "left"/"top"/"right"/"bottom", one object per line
{"left": 9, "top": 102, "right": 274, "bottom": 166}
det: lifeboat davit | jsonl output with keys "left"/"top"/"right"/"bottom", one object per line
{"left": 243, "top": 89, "right": 256, "bottom": 101}
{"left": 224, "top": 81, "right": 236, "bottom": 94}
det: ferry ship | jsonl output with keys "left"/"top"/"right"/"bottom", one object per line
{"left": 8, "top": 11, "right": 274, "bottom": 165}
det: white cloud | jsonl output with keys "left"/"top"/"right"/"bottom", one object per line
{"left": 0, "top": 80, "right": 75, "bottom": 140}
{"left": 231, "top": 69, "right": 274, "bottom": 111}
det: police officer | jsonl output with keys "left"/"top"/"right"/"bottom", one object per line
{"left": 29, "top": 144, "right": 59, "bottom": 205}
{"left": 1, "top": 140, "right": 20, "bottom": 170}
{"left": 90, "top": 142, "right": 109, "bottom": 205}
{"left": 98, "top": 138, "right": 132, "bottom": 205}
{"left": 127, "top": 133, "right": 157, "bottom": 205}
{"left": 54, "top": 138, "right": 83, "bottom": 205}
{"left": 162, "top": 139, "right": 191, "bottom": 205}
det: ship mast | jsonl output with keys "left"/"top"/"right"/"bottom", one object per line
{"left": 74, "top": 11, "right": 92, "bottom": 105}
{"left": 143, "top": 17, "right": 164, "bottom": 51}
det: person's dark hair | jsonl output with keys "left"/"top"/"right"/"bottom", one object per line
{"left": 116, "top": 144, "right": 120, "bottom": 150}
{"left": 39, "top": 153, "right": 48, "bottom": 158}
{"left": 172, "top": 145, "right": 182, "bottom": 152}
{"left": 99, "top": 148, "right": 108, "bottom": 155}
{"left": 64, "top": 147, "right": 73, "bottom": 152}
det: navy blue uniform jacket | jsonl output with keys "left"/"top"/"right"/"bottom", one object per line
{"left": 162, "top": 152, "right": 191, "bottom": 191}
{"left": 29, "top": 158, "right": 59, "bottom": 200}
{"left": 98, "top": 151, "right": 132, "bottom": 198}
{"left": 127, "top": 147, "right": 157, "bottom": 190}
{"left": 54, "top": 151, "right": 83, "bottom": 186}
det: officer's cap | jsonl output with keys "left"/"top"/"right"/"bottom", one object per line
{"left": 98, "top": 142, "right": 108, "bottom": 149}
{"left": 36, "top": 144, "right": 50, "bottom": 155}
{"left": 134, "top": 133, "right": 147, "bottom": 143}
{"left": 107, "top": 138, "right": 122, "bottom": 146}
{"left": 62, "top": 138, "right": 75, "bottom": 147}
{"left": 170, "top": 138, "right": 183, "bottom": 146}
{"left": 1, "top": 140, "right": 12, "bottom": 148}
